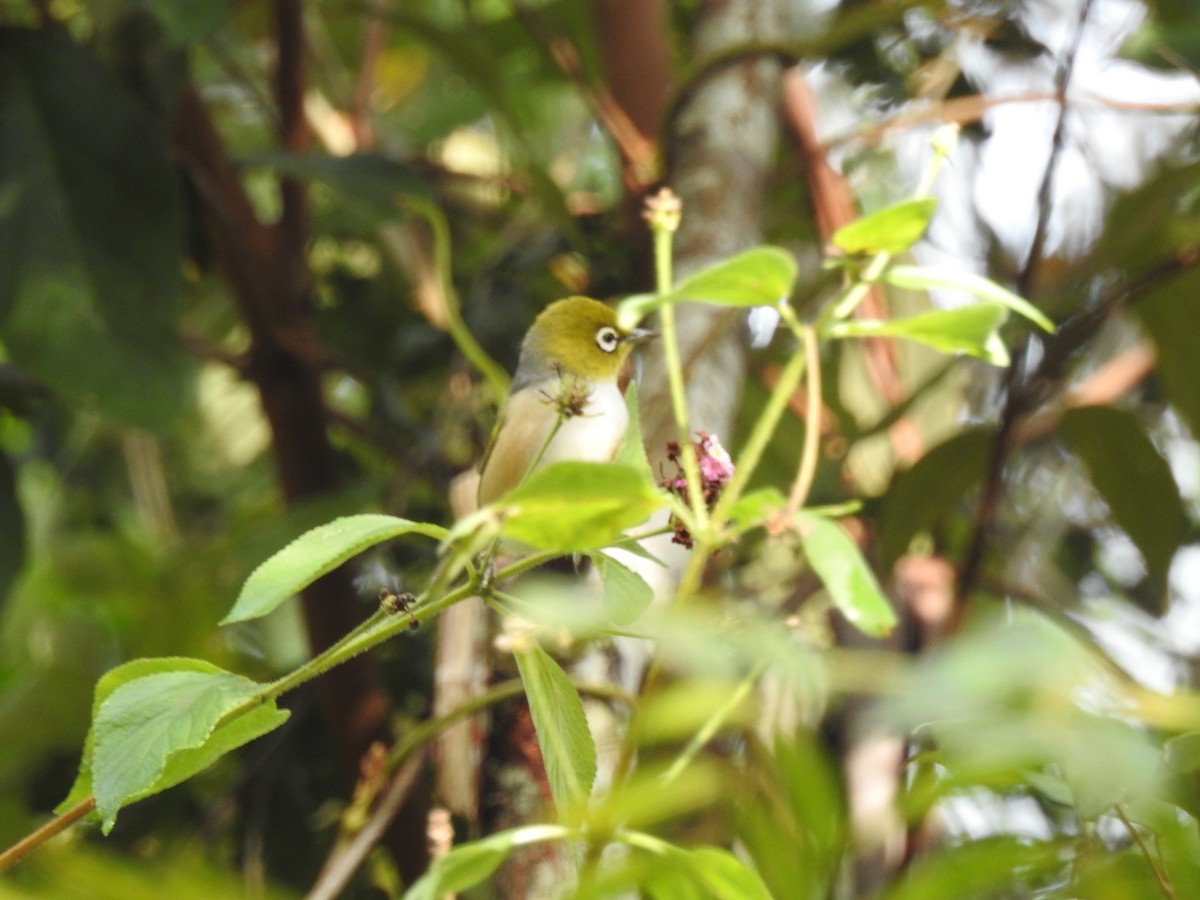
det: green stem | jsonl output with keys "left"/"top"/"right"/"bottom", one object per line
{"left": 651, "top": 216, "right": 708, "bottom": 530}
{"left": 818, "top": 127, "right": 956, "bottom": 330}
{"left": 399, "top": 197, "right": 510, "bottom": 405}
{"left": 708, "top": 328, "right": 810, "bottom": 527}
{"left": 785, "top": 324, "right": 822, "bottom": 513}
{"left": 659, "top": 661, "right": 764, "bottom": 787}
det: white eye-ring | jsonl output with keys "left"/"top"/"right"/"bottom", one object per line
{"left": 595, "top": 326, "right": 621, "bottom": 353}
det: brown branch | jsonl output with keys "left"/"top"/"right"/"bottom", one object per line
{"left": 0, "top": 797, "right": 96, "bottom": 873}
{"left": 307, "top": 751, "right": 428, "bottom": 900}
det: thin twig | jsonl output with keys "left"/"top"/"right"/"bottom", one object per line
{"left": 1114, "top": 804, "right": 1177, "bottom": 900}
{"left": 0, "top": 797, "right": 96, "bottom": 873}
{"left": 306, "top": 751, "right": 427, "bottom": 900}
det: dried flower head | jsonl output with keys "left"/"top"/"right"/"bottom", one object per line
{"left": 660, "top": 431, "right": 735, "bottom": 548}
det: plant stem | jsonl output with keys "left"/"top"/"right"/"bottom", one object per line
{"left": 0, "top": 797, "right": 97, "bottom": 873}
{"left": 654, "top": 230, "right": 708, "bottom": 531}
{"left": 709, "top": 325, "right": 810, "bottom": 526}
{"left": 786, "top": 324, "right": 822, "bottom": 513}
{"left": 399, "top": 197, "right": 510, "bottom": 405}
{"left": 659, "top": 661, "right": 764, "bottom": 786}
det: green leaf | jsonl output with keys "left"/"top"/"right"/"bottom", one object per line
{"left": 671, "top": 247, "right": 798, "bottom": 306}
{"left": 224, "top": 514, "right": 448, "bottom": 624}
{"left": 881, "top": 835, "right": 1064, "bottom": 900}
{"left": 883, "top": 265, "right": 1055, "bottom": 332}
{"left": 513, "top": 643, "right": 597, "bottom": 815}
{"left": 686, "top": 847, "right": 774, "bottom": 900}
{"left": 143, "top": 0, "right": 234, "bottom": 44}
{"left": 499, "top": 462, "right": 666, "bottom": 553}
{"left": 1165, "top": 732, "right": 1200, "bottom": 773}
{"left": 830, "top": 198, "right": 937, "bottom": 255}
{"left": 61, "top": 658, "right": 286, "bottom": 832}
{"left": 594, "top": 552, "right": 654, "bottom": 624}
{"left": 727, "top": 487, "right": 787, "bottom": 533}
{"left": 795, "top": 512, "right": 896, "bottom": 637}
{"left": 828, "top": 303, "right": 1010, "bottom": 366}
{"left": 403, "top": 825, "right": 568, "bottom": 900}
{"left": 1135, "top": 266, "right": 1200, "bottom": 438}
{"left": 1060, "top": 405, "right": 1187, "bottom": 596}
{"left": 0, "top": 29, "right": 190, "bottom": 431}
{"left": 616, "top": 247, "right": 798, "bottom": 326}
{"left": 880, "top": 427, "right": 995, "bottom": 568}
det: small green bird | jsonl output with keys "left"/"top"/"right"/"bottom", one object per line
{"left": 477, "top": 296, "right": 655, "bottom": 507}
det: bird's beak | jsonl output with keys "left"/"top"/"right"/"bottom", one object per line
{"left": 624, "top": 328, "right": 658, "bottom": 346}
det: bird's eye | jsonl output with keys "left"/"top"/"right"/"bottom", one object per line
{"left": 595, "top": 326, "right": 621, "bottom": 353}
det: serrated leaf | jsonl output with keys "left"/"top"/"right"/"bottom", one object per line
{"left": 595, "top": 552, "right": 654, "bottom": 624}
{"left": 1060, "top": 405, "right": 1187, "bottom": 598}
{"left": 616, "top": 247, "right": 798, "bottom": 326}
{"left": 60, "top": 657, "right": 216, "bottom": 814}
{"left": 403, "top": 825, "right": 568, "bottom": 900}
{"left": 513, "top": 644, "right": 596, "bottom": 815}
{"left": 224, "top": 514, "right": 447, "bottom": 624}
{"left": 828, "top": 303, "right": 1010, "bottom": 366}
{"left": 64, "top": 659, "right": 285, "bottom": 832}
{"left": 499, "top": 462, "right": 666, "bottom": 552}
{"left": 830, "top": 198, "right": 937, "bottom": 255}
{"left": 795, "top": 512, "right": 896, "bottom": 637}
{"left": 884, "top": 265, "right": 1055, "bottom": 332}
{"left": 0, "top": 29, "right": 190, "bottom": 431}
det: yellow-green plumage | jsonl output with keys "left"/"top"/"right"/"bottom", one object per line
{"left": 477, "top": 296, "right": 653, "bottom": 507}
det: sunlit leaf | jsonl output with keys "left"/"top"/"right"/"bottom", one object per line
{"left": 827, "top": 303, "right": 1010, "bottom": 366}
{"left": 499, "top": 462, "right": 666, "bottom": 552}
{"left": 830, "top": 198, "right": 937, "bottom": 255}
{"left": 513, "top": 644, "right": 597, "bottom": 815}
{"left": 686, "top": 847, "right": 774, "bottom": 900}
{"left": 795, "top": 512, "right": 896, "bottom": 637}
{"left": 1060, "top": 405, "right": 1187, "bottom": 598}
{"left": 224, "top": 514, "right": 447, "bottom": 624}
{"left": 616, "top": 247, "right": 797, "bottom": 326}
{"left": 884, "top": 265, "right": 1055, "bottom": 332}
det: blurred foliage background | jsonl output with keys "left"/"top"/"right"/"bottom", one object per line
{"left": 3, "top": 0, "right": 1200, "bottom": 896}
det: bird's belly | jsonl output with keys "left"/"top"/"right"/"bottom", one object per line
{"left": 539, "top": 381, "right": 628, "bottom": 467}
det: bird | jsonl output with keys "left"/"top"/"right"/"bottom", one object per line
{"left": 477, "top": 296, "right": 655, "bottom": 507}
